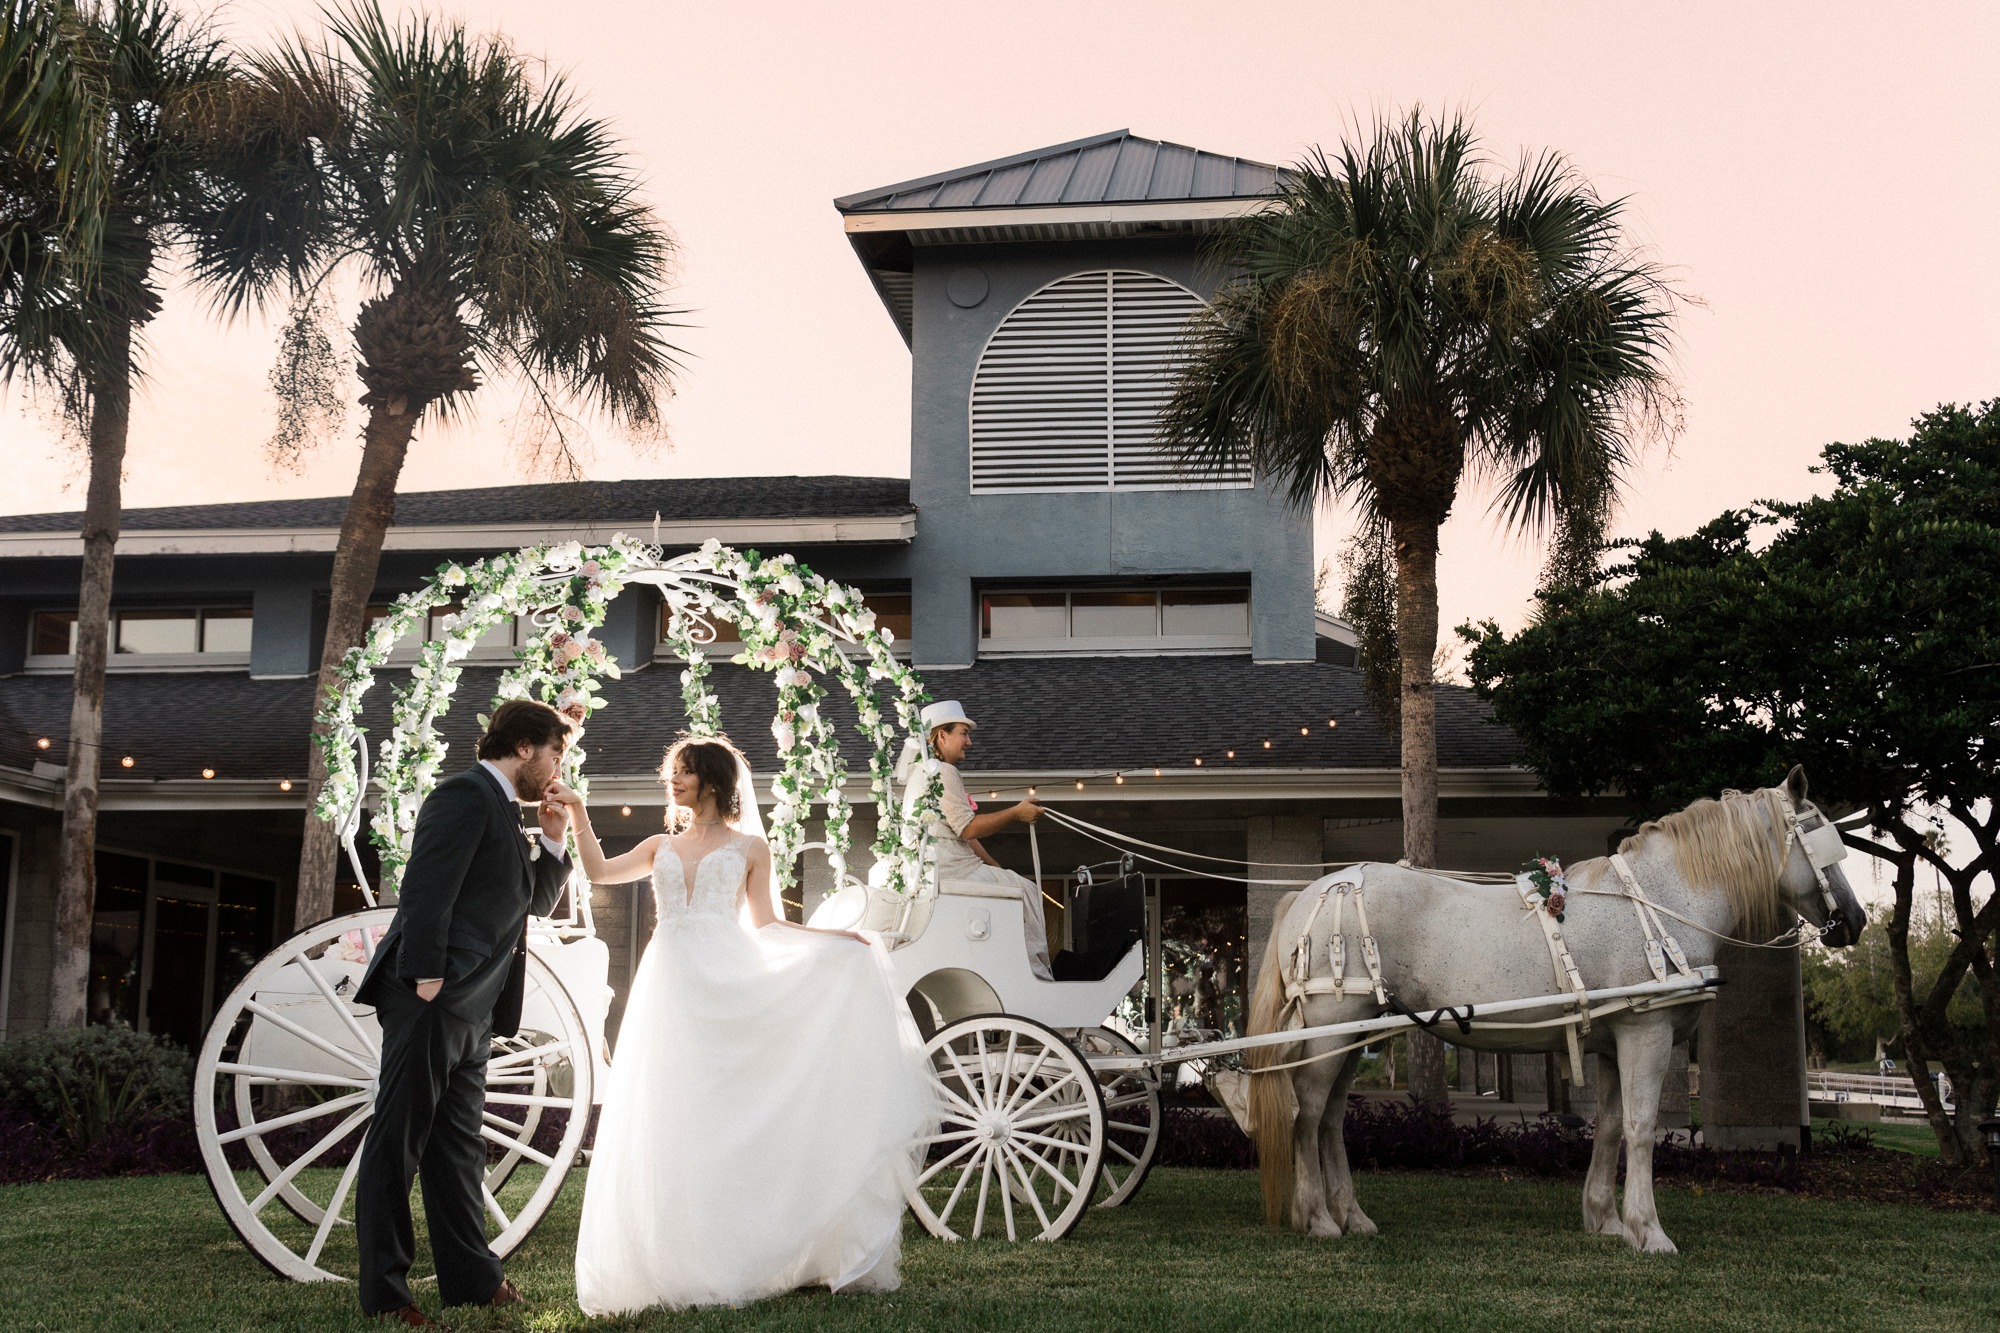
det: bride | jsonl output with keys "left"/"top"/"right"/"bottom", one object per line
{"left": 548, "top": 735, "right": 936, "bottom": 1314}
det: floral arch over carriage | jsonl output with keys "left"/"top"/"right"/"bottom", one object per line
{"left": 191, "top": 535, "right": 977, "bottom": 1282}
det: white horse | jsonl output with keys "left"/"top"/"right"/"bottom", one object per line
{"left": 1245, "top": 767, "right": 1865, "bottom": 1254}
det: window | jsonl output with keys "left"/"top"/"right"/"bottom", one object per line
{"left": 88, "top": 849, "right": 276, "bottom": 1052}
{"left": 980, "top": 586, "right": 1250, "bottom": 654}
{"left": 27, "top": 607, "right": 253, "bottom": 666}
{"left": 968, "top": 270, "right": 1251, "bottom": 493}
{"left": 364, "top": 603, "right": 523, "bottom": 663}
{"left": 655, "top": 592, "right": 914, "bottom": 656}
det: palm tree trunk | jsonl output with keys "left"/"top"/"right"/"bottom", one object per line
{"left": 46, "top": 317, "right": 131, "bottom": 1028}
{"left": 1391, "top": 515, "right": 1449, "bottom": 1104}
{"left": 294, "top": 399, "right": 420, "bottom": 927}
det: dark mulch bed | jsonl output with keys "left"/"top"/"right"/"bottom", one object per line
{"left": 1153, "top": 1097, "right": 1998, "bottom": 1213}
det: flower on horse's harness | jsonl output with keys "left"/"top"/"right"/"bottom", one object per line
{"left": 1526, "top": 855, "right": 1569, "bottom": 921}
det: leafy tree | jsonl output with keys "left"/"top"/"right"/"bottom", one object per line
{"left": 189, "top": 2, "right": 682, "bottom": 925}
{"left": 1162, "top": 111, "right": 1678, "bottom": 1099}
{"left": 1463, "top": 402, "right": 2000, "bottom": 1164}
{"left": 1805, "top": 906, "right": 1985, "bottom": 1064}
{"left": 0, "top": 0, "right": 228, "bottom": 1027}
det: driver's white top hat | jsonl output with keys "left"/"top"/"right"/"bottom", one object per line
{"left": 920, "top": 700, "right": 977, "bottom": 731}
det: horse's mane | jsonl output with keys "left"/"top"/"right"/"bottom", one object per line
{"left": 1616, "top": 787, "right": 1790, "bottom": 939}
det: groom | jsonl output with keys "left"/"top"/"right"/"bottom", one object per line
{"left": 354, "top": 699, "right": 576, "bottom": 1325}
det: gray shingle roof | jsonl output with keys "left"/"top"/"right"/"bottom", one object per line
{"left": 0, "top": 657, "right": 1518, "bottom": 784}
{"left": 0, "top": 476, "right": 912, "bottom": 535}
{"left": 835, "top": 130, "right": 1286, "bottom": 214}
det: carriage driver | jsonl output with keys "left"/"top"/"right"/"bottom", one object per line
{"left": 907, "top": 700, "right": 1053, "bottom": 981}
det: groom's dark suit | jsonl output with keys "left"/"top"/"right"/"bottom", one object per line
{"left": 354, "top": 764, "right": 570, "bottom": 1314}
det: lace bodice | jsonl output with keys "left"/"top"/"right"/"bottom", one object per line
{"left": 653, "top": 839, "right": 749, "bottom": 922}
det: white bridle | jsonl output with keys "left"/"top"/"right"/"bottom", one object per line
{"left": 1774, "top": 788, "right": 1849, "bottom": 916}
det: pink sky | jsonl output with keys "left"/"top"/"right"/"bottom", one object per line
{"left": 4, "top": 0, "right": 1996, "bottom": 646}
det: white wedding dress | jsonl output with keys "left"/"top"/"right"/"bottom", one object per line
{"left": 575, "top": 837, "right": 937, "bottom": 1315}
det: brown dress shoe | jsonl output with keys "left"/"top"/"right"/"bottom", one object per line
{"left": 487, "top": 1279, "right": 525, "bottom": 1306}
{"left": 375, "top": 1306, "right": 436, "bottom": 1328}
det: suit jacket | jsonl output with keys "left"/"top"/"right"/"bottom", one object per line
{"left": 356, "top": 766, "right": 570, "bottom": 1036}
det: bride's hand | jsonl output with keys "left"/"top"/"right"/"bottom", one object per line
{"left": 544, "top": 778, "right": 586, "bottom": 811}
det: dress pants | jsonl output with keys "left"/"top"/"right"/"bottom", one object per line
{"left": 356, "top": 986, "right": 502, "bottom": 1313}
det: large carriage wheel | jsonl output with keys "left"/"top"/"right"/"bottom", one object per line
{"left": 1074, "top": 1027, "right": 1160, "bottom": 1208}
{"left": 195, "top": 910, "right": 594, "bottom": 1283}
{"left": 907, "top": 1014, "right": 1104, "bottom": 1243}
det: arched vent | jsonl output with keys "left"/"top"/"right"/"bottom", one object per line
{"left": 969, "top": 270, "right": 1250, "bottom": 493}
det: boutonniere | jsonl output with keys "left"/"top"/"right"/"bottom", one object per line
{"left": 523, "top": 827, "right": 542, "bottom": 861}
{"left": 1525, "top": 856, "right": 1568, "bottom": 921}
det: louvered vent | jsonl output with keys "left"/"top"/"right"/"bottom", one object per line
{"left": 969, "top": 270, "right": 1250, "bottom": 493}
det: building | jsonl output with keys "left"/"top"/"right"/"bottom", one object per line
{"left": 0, "top": 131, "right": 1803, "bottom": 1143}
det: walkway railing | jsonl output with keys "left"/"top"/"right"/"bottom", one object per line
{"left": 1807, "top": 1069, "right": 1954, "bottom": 1112}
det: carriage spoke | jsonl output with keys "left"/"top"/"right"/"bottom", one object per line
{"left": 1011, "top": 1090, "right": 1090, "bottom": 1130}
{"left": 999, "top": 1045, "right": 1054, "bottom": 1114}
{"left": 249, "top": 1106, "right": 372, "bottom": 1215}
{"left": 1005, "top": 1072, "right": 1081, "bottom": 1123}
{"left": 293, "top": 952, "right": 380, "bottom": 1056}
{"left": 483, "top": 1110, "right": 528, "bottom": 1135}
{"left": 487, "top": 1039, "right": 566, "bottom": 1071}
{"left": 218, "top": 1061, "right": 370, "bottom": 1090}
{"left": 1003, "top": 1146, "right": 1058, "bottom": 1234}
{"left": 482, "top": 1091, "right": 576, "bottom": 1109}
{"left": 971, "top": 1144, "right": 995, "bottom": 1239}
{"left": 926, "top": 1074, "right": 983, "bottom": 1121}
{"left": 997, "top": 1144, "right": 1018, "bottom": 1242}
{"left": 482, "top": 1184, "right": 512, "bottom": 1230}
{"left": 916, "top": 1136, "right": 982, "bottom": 1187}
{"left": 1104, "top": 1137, "right": 1144, "bottom": 1167}
{"left": 479, "top": 1126, "right": 556, "bottom": 1168}
{"left": 936, "top": 1145, "right": 986, "bottom": 1227}
{"left": 1015, "top": 1141, "right": 1083, "bottom": 1198}
{"left": 305, "top": 1132, "right": 367, "bottom": 1266}
{"left": 1014, "top": 1128, "right": 1094, "bottom": 1157}
{"left": 218, "top": 1089, "right": 372, "bottom": 1144}
{"left": 994, "top": 1029, "right": 1020, "bottom": 1114}
{"left": 915, "top": 1127, "right": 980, "bottom": 1148}
{"left": 243, "top": 1000, "right": 377, "bottom": 1076}
{"left": 939, "top": 1045, "right": 988, "bottom": 1113}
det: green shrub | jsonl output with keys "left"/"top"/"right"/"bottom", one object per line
{"left": 0, "top": 1025, "right": 193, "bottom": 1149}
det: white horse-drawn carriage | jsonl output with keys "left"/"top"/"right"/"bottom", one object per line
{"left": 194, "top": 538, "right": 1868, "bottom": 1283}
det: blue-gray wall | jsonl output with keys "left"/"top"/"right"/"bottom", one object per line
{"left": 905, "top": 238, "right": 1315, "bottom": 667}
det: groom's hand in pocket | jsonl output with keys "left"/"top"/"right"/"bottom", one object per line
{"left": 415, "top": 979, "right": 443, "bottom": 1003}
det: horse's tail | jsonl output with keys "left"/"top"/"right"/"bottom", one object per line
{"left": 1247, "top": 890, "right": 1301, "bottom": 1229}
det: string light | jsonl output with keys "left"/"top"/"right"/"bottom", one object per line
{"left": 279, "top": 779, "right": 292, "bottom": 791}
{"left": 1226, "top": 749, "right": 1235, "bottom": 759}
{"left": 201, "top": 768, "right": 215, "bottom": 779}
{"left": 1300, "top": 727, "right": 1310, "bottom": 735}
{"left": 620, "top": 805, "right": 632, "bottom": 817}
{"left": 1153, "top": 768, "right": 1162, "bottom": 777}
{"left": 1074, "top": 780, "right": 1085, "bottom": 790}
{"left": 1028, "top": 786, "right": 1037, "bottom": 797}
{"left": 1262, "top": 740, "right": 1272, "bottom": 749}
{"left": 120, "top": 756, "right": 134, "bottom": 768}
{"left": 36, "top": 737, "right": 50, "bottom": 750}
{"left": 1193, "top": 757, "right": 1203, "bottom": 766}
{"left": 989, "top": 791, "right": 998, "bottom": 799}
{"left": 1114, "top": 774, "right": 1124, "bottom": 785}
{"left": 1328, "top": 719, "right": 1338, "bottom": 729}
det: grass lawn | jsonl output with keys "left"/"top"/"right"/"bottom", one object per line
{"left": 1, "top": 1168, "right": 1994, "bottom": 1332}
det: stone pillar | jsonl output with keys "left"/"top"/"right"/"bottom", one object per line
{"left": 1244, "top": 815, "right": 1323, "bottom": 1000}
{"left": 1696, "top": 943, "right": 1808, "bottom": 1150}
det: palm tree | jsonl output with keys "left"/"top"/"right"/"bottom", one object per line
{"left": 1, "top": 0, "right": 229, "bottom": 1028}
{"left": 1162, "top": 112, "right": 1676, "bottom": 1099}
{"left": 189, "top": 2, "right": 681, "bottom": 927}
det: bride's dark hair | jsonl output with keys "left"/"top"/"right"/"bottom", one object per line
{"left": 663, "top": 735, "right": 743, "bottom": 830}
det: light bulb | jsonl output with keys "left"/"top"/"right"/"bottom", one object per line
{"left": 202, "top": 768, "right": 216, "bottom": 779}
{"left": 1153, "top": 768, "right": 1161, "bottom": 777}
{"left": 36, "top": 737, "right": 50, "bottom": 749}
{"left": 620, "top": 805, "right": 632, "bottom": 817}
{"left": 1301, "top": 727, "right": 1310, "bottom": 735}
{"left": 1227, "top": 749, "right": 1235, "bottom": 758}
{"left": 1115, "top": 775, "right": 1125, "bottom": 785}
{"left": 1074, "top": 780, "right": 1084, "bottom": 790}
{"left": 120, "top": 756, "right": 134, "bottom": 768}
{"left": 1262, "top": 740, "right": 1272, "bottom": 749}
{"left": 279, "top": 778, "right": 292, "bottom": 791}
{"left": 1194, "top": 757, "right": 1203, "bottom": 766}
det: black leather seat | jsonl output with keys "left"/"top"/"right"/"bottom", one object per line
{"left": 1051, "top": 873, "right": 1146, "bottom": 983}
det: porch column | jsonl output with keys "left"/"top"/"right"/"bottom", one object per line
{"left": 1244, "top": 815, "right": 1322, "bottom": 1000}
{"left": 1696, "top": 944, "right": 1809, "bottom": 1150}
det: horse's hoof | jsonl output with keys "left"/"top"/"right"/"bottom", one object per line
{"left": 1304, "top": 1216, "right": 1345, "bottom": 1239}
{"left": 1626, "top": 1229, "right": 1677, "bottom": 1255}
{"left": 1343, "top": 1211, "right": 1378, "bottom": 1236}
{"left": 1583, "top": 1210, "right": 1624, "bottom": 1237}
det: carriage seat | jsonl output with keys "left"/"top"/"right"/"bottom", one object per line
{"left": 1051, "top": 872, "right": 1146, "bottom": 983}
